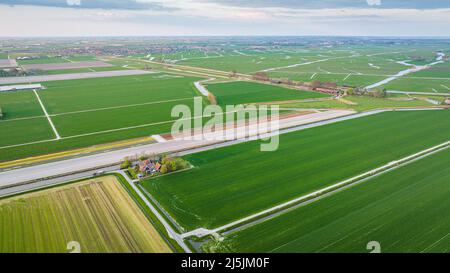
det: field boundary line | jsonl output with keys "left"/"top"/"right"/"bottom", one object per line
{"left": 33, "top": 89, "right": 61, "bottom": 140}
{"left": 180, "top": 141, "right": 450, "bottom": 239}
{"left": 0, "top": 108, "right": 253, "bottom": 150}
{"left": 0, "top": 115, "right": 46, "bottom": 123}
{"left": 50, "top": 97, "right": 194, "bottom": 117}
{"left": 61, "top": 108, "right": 249, "bottom": 140}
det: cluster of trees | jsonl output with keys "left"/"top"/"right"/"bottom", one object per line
{"left": 0, "top": 68, "right": 27, "bottom": 77}
{"left": 309, "top": 80, "right": 338, "bottom": 90}
{"left": 347, "top": 87, "right": 387, "bottom": 98}
{"left": 160, "top": 156, "right": 190, "bottom": 174}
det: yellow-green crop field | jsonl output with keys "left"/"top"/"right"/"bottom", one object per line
{"left": 0, "top": 176, "right": 172, "bottom": 253}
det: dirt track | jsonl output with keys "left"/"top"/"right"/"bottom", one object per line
{"left": 21, "top": 61, "right": 113, "bottom": 71}
{"left": 0, "top": 69, "right": 155, "bottom": 85}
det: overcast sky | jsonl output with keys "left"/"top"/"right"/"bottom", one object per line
{"left": 0, "top": 0, "right": 449, "bottom": 37}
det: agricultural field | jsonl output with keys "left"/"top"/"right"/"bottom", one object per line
{"left": 178, "top": 50, "right": 332, "bottom": 74}
{"left": 140, "top": 110, "right": 450, "bottom": 231}
{"left": 383, "top": 77, "right": 450, "bottom": 93}
{"left": 279, "top": 95, "right": 435, "bottom": 112}
{"left": 207, "top": 148, "right": 450, "bottom": 253}
{"left": 16, "top": 56, "right": 70, "bottom": 65}
{"left": 16, "top": 55, "right": 97, "bottom": 65}
{"left": 0, "top": 73, "right": 203, "bottom": 162}
{"left": 0, "top": 176, "right": 172, "bottom": 253}
{"left": 205, "top": 81, "right": 329, "bottom": 106}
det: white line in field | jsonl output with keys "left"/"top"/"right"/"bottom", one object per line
{"left": 181, "top": 141, "right": 450, "bottom": 239}
{"left": 318, "top": 67, "right": 332, "bottom": 74}
{"left": 366, "top": 53, "right": 447, "bottom": 90}
{"left": 343, "top": 73, "right": 352, "bottom": 81}
{"left": 62, "top": 109, "right": 247, "bottom": 140}
{"left": 50, "top": 97, "right": 194, "bottom": 117}
{"left": 310, "top": 73, "right": 317, "bottom": 79}
{"left": 343, "top": 68, "right": 362, "bottom": 75}
{"left": 260, "top": 54, "right": 360, "bottom": 72}
{"left": 0, "top": 108, "right": 257, "bottom": 150}
{"left": 366, "top": 50, "right": 415, "bottom": 57}
{"left": 441, "top": 84, "right": 450, "bottom": 90}
{"left": 0, "top": 138, "right": 57, "bottom": 150}
{"left": 33, "top": 89, "right": 61, "bottom": 140}
{"left": 270, "top": 71, "right": 450, "bottom": 80}
{"left": 0, "top": 115, "right": 46, "bottom": 123}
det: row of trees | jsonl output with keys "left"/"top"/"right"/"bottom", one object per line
{"left": 347, "top": 87, "right": 387, "bottom": 98}
{"left": 160, "top": 156, "right": 190, "bottom": 174}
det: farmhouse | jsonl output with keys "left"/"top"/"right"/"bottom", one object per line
{"left": 0, "top": 84, "right": 43, "bottom": 92}
{"left": 138, "top": 160, "right": 161, "bottom": 174}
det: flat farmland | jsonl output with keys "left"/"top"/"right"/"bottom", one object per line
{"left": 210, "top": 148, "right": 450, "bottom": 253}
{"left": 0, "top": 118, "right": 54, "bottom": 147}
{"left": 17, "top": 56, "right": 69, "bottom": 65}
{"left": 280, "top": 96, "right": 433, "bottom": 112}
{"left": 383, "top": 77, "right": 450, "bottom": 93}
{"left": 0, "top": 73, "right": 202, "bottom": 162}
{"left": 178, "top": 50, "right": 348, "bottom": 73}
{"left": 0, "top": 176, "right": 172, "bottom": 253}
{"left": 140, "top": 110, "right": 450, "bottom": 231}
{"left": 205, "top": 81, "right": 328, "bottom": 106}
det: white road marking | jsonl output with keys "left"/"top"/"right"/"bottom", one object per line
{"left": 33, "top": 89, "right": 61, "bottom": 140}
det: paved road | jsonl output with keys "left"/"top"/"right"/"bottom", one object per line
{"left": 0, "top": 165, "right": 118, "bottom": 197}
{"left": 116, "top": 170, "right": 192, "bottom": 253}
{"left": 0, "top": 110, "right": 355, "bottom": 189}
{"left": 1, "top": 108, "right": 445, "bottom": 192}
{"left": 21, "top": 61, "right": 113, "bottom": 71}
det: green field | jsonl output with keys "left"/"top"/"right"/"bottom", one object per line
{"left": 140, "top": 110, "right": 450, "bottom": 230}
{"left": 0, "top": 176, "right": 172, "bottom": 253}
{"left": 208, "top": 148, "right": 450, "bottom": 253}
{"left": 0, "top": 74, "right": 202, "bottom": 161}
{"left": 206, "top": 81, "right": 328, "bottom": 106}
{"left": 17, "top": 56, "right": 70, "bottom": 65}
{"left": 383, "top": 77, "right": 450, "bottom": 93}
{"left": 281, "top": 96, "right": 434, "bottom": 112}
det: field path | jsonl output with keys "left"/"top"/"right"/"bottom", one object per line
{"left": 33, "top": 89, "right": 61, "bottom": 140}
